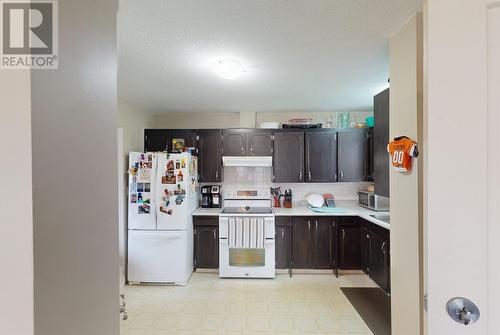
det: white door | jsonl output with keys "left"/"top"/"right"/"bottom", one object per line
{"left": 155, "top": 153, "right": 189, "bottom": 231}
{"left": 127, "top": 230, "right": 187, "bottom": 283}
{"left": 425, "top": 0, "right": 499, "bottom": 333}
{"left": 128, "top": 152, "right": 157, "bottom": 230}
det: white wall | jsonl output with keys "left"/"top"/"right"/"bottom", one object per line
{"left": 150, "top": 110, "right": 372, "bottom": 129}
{"left": 0, "top": 71, "right": 34, "bottom": 335}
{"left": 151, "top": 111, "right": 240, "bottom": 128}
{"left": 389, "top": 13, "right": 423, "bottom": 335}
{"left": 117, "top": 98, "right": 152, "bottom": 281}
{"left": 31, "top": 0, "right": 119, "bottom": 334}
{"left": 118, "top": 98, "right": 153, "bottom": 153}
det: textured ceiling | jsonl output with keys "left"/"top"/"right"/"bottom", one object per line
{"left": 118, "top": 0, "right": 421, "bottom": 113}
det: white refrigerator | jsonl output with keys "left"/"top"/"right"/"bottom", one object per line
{"left": 127, "top": 152, "right": 198, "bottom": 285}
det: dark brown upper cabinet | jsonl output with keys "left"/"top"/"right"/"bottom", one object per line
{"left": 222, "top": 129, "right": 273, "bottom": 156}
{"left": 144, "top": 129, "right": 170, "bottom": 152}
{"left": 305, "top": 130, "right": 337, "bottom": 182}
{"left": 198, "top": 130, "right": 222, "bottom": 182}
{"left": 222, "top": 130, "right": 246, "bottom": 155}
{"left": 170, "top": 130, "right": 198, "bottom": 153}
{"left": 373, "top": 88, "right": 390, "bottom": 197}
{"left": 273, "top": 131, "right": 304, "bottom": 182}
{"left": 247, "top": 131, "right": 273, "bottom": 156}
{"left": 337, "top": 129, "right": 368, "bottom": 182}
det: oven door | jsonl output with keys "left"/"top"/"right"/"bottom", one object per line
{"left": 219, "top": 216, "right": 275, "bottom": 278}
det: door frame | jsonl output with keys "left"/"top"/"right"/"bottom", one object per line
{"left": 423, "top": 0, "right": 499, "bottom": 333}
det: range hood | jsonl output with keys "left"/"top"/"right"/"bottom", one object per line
{"left": 222, "top": 156, "right": 272, "bottom": 167}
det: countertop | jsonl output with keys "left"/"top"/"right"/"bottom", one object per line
{"left": 273, "top": 200, "right": 390, "bottom": 230}
{"left": 192, "top": 208, "right": 222, "bottom": 216}
{"left": 192, "top": 201, "right": 390, "bottom": 230}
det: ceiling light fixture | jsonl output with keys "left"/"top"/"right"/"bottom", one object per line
{"left": 211, "top": 59, "right": 245, "bottom": 80}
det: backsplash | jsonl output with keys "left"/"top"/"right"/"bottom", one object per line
{"left": 219, "top": 166, "right": 371, "bottom": 201}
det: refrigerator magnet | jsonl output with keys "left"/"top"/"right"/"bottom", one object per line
{"left": 138, "top": 204, "right": 150, "bottom": 214}
{"left": 159, "top": 206, "right": 173, "bottom": 215}
{"left": 165, "top": 171, "right": 176, "bottom": 184}
{"left": 175, "top": 160, "right": 181, "bottom": 169}
{"left": 166, "top": 160, "right": 174, "bottom": 171}
{"left": 174, "top": 184, "right": 186, "bottom": 195}
{"left": 181, "top": 158, "right": 186, "bottom": 168}
{"left": 130, "top": 194, "right": 137, "bottom": 203}
{"left": 175, "top": 195, "right": 185, "bottom": 205}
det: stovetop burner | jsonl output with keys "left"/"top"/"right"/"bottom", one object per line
{"left": 221, "top": 206, "right": 273, "bottom": 214}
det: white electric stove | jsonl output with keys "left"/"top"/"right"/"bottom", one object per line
{"left": 218, "top": 188, "right": 275, "bottom": 278}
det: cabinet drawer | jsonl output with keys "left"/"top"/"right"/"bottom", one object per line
{"left": 275, "top": 216, "right": 291, "bottom": 227}
{"left": 193, "top": 216, "right": 219, "bottom": 227}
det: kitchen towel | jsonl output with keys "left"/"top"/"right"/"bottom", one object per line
{"left": 228, "top": 217, "right": 265, "bottom": 248}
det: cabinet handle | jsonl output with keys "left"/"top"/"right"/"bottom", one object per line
{"left": 215, "top": 171, "right": 219, "bottom": 181}
{"left": 340, "top": 170, "right": 344, "bottom": 180}
{"left": 241, "top": 147, "right": 244, "bottom": 153}
{"left": 366, "top": 234, "right": 370, "bottom": 239}
{"left": 299, "top": 171, "right": 303, "bottom": 180}
{"left": 308, "top": 170, "right": 312, "bottom": 181}
{"left": 381, "top": 241, "right": 386, "bottom": 254}
{"left": 213, "top": 230, "right": 217, "bottom": 240}
{"left": 307, "top": 221, "right": 311, "bottom": 231}
{"left": 251, "top": 146, "right": 254, "bottom": 153}
{"left": 281, "top": 227, "right": 285, "bottom": 239}
{"left": 315, "top": 220, "right": 318, "bottom": 231}
{"left": 342, "top": 229, "right": 345, "bottom": 240}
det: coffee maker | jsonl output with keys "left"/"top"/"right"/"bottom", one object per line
{"left": 201, "top": 185, "right": 221, "bottom": 208}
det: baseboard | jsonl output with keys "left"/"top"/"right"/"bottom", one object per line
{"left": 193, "top": 268, "right": 365, "bottom": 275}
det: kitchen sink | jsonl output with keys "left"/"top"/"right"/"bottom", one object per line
{"left": 370, "top": 214, "right": 390, "bottom": 224}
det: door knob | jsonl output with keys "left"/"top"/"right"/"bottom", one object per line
{"left": 446, "top": 297, "right": 480, "bottom": 326}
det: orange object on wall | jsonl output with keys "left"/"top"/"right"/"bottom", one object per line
{"left": 387, "top": 136, "right": 419, "bottom": 172}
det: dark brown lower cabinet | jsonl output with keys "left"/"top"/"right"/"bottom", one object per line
{"left": 193, "top": 217, "right": 219, "bottom": 269}
{"left": 275, "top": 225, "right": 290, "bottom": 269}
{"left": 361, "top": 226, "right": 371, "bottom": 274}
{"left": 291, "top": 218, "right": 313, "bottom": 268}
{"left": 313, "top": 218, "right": 334, "bottom": 269}
{"left": 291, "top": 217, "right": 335, "bottom": 270}
{"left": 368, "top": 232, "right": 390, "bottom": 293}
{"left": 339, "top": 223, "right": 362, "bottom": 270}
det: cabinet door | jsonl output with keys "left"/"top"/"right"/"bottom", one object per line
{"left": 339, "top": 226, "right": 362, "bottom": 270}
{"left": 337, "top": 129, "right": 368, "bottom": 182}
{"left": 170, "top": 130, "right": 198, "bottom": 152}
{"left": 373, "top": 88, "right": 390, "bottom": 197}
{"left": 198, "top": 130, "right": 222, "bottom": 182}
{"left": 222, "top": 130, "right": 247, "bottom": 156}
{"left": 194, "top": 226, "right": 219, "bottom": 269}
{"left": 248, "top": 131, "right": 273, "bottom": 156}
{"left": 291, "top": 218, "right": 312, "bottom": 268}
{"left": 305, "top": 131, "right": 337, "bottom": 182}
{"left": 275, "top": 226, "right": 290, "bottom": 269}
{"left": 144, "top": 129, "right": 170, "bottom": 152}
{"left": 273, "top": 132, "right": 304, "bottom": 182}
{"left": 369, "top": 233, "right": 390, "bottom": 293}
{"left": 361, "top": 227, "right": 371, "bottom": 274}
{"left": 313, "top": 217, "right": 333, "bottom": 269}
